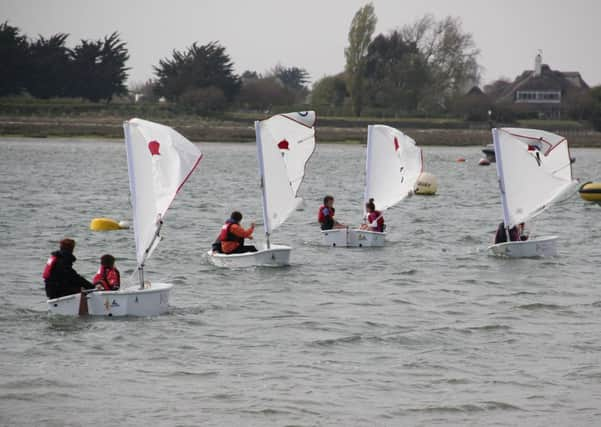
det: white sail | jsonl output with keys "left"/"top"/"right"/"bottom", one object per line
{"left": 124, "top": 118, "right": 202, "bottom": 266}
{"left": 493, "top": 127, "right": 578, "bottom": 228}
{"left": 364, "top": 125, "right": 423, "bottom": 212}
{"left": 256, "top": 111, "right": 316, "bottom": 235}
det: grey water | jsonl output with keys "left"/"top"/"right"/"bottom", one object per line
{"left": 1, "top": 137, "right": 601, "bottom": 426}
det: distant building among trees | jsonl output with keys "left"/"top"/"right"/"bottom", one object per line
{"left": 495, "top": 52, "right": 589, "bottom": 119}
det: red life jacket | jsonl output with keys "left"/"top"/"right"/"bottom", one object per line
{"left": 218, "top": 222, "right": 243, "bottom": 244}
{"left": 42, "top": 255, "right": 58, "bottom": 281}
{"left": 367, "top": 210, "right": 385, "bottom": 232}
{"left": 318, "top": 205, "right": 335, "bottom": 223}
{"left": 93, "top": 266, "right": 121, "bottom": 290}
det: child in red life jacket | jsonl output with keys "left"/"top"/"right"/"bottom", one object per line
{"left": 212, "top": 211, "right": 258, "bottom": 254}
{"left": 92, "top": 254, "right": 121, "bottom": 291}
{"left": 318, "top": 195, "right": 345, "bottom": 230}
{"left": 361, "top": 198, "right": 385, "bottom": 232}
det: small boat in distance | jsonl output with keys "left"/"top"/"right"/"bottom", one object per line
{"left": 482, "top": 143, "right": 496, "bottom": 162}
{"left": 488, "top": 128, "right": 578, "bottom": 258}
{"left": 207, "top": 111, "right": 316, "bottom": 268}
{"left": 322, "top": 125, "right": 423, "bottom": 247}
{"left": 48, "top": 118, "right": 202, "bottom": 316}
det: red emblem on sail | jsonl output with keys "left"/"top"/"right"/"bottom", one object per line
{"left": 394, "top": 136, "right": 400, "bottom": 151}
{"left": 148, "top": 140, "right": 161, "bottom": 156}
{"left": 278, "top": 140, "right": 290, "bottom": 150}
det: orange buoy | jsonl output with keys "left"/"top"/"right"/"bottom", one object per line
{"left": 456, "top": 157, "right": 466, "bottom": 163}
{"left": 478, "top": 158, "right": 491, "bottom": 166}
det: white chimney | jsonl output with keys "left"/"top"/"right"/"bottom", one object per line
{"left": 534, "top": 51, "right": 542, "bottom": 76}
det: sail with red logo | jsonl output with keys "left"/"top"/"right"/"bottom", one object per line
{"left": 494, "top": 128, "right": 577, "bottom": 228}
{"left": 257, "top": 111, "right": 316, "bottom": 235}
{"left": 124, "top": 118, "right": 203, "bottom": 285}
{"left": 364, "top": 125, "right": 423, "bottom": 212}
{"left": 321, "top": 124, "right": 423, "bottom": 248}
{"left": 207, "top": 111, "right": 315, "bottom": 268}
{"left": 488, "top": 128, "right": 578, "bottom": 257}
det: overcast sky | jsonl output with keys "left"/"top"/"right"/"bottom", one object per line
{"left": 3, "top": 0, "right": 600, "bottom": 87}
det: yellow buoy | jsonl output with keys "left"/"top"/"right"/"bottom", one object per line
{"left": 415, "top": 172, "right": 438, "bottom": 195}
{"left": 579, "top": 182, "right": 601, "bottom": 203}
{"left": 90, "top": 217, "right": 123, "bottom": 231}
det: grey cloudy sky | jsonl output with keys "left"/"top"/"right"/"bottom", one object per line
{"left": 3, "top": 0, "right": 600, "bottom": 87}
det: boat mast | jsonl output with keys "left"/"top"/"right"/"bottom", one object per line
{"left": 492, "top": 128, "right": 511, "bottom": 241}
{"left": 137, "top": 218, "right": 163, "bottom": 289}
{"left": 362, "top": 125, "right": 374, "bottom": 223}
{"left": 255, "top": 121, "right": 271, "bottom": 249}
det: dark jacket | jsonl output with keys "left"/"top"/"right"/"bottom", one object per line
{"left": 494, "top": 222, "right": 520, "bottom": 244}
{"left": 44, "top": 250, "right": 93, "bottom": 299}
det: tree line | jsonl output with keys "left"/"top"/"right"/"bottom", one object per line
{"left": 0, "top": 21, "right": 310, "bottom": 113}
{"left": 2, "top": 14, "right": 600, "bottom": 129}
{"left": 148, "top": 41, "right": 310, "bottom": 114}
{"left": 0, "top": 22, "right": 128, "bottom": 102}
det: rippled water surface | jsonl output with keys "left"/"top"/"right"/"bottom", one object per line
{"left": 1, "top": 137, "right": 601, "bottom": 426}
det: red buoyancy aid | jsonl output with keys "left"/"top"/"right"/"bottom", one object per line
{"left": 43, "top": 255, "right": 58, "bottom": 281}
{"left": 218, "top": 222, "right": 243, "bottom": 243}
{"left": 367, "top": 210, "right": 385, "bottom": 232}
{"left": 92, "top": 266, "right": 120, "bottom": 290}
{"left": 318, "top": 206, "right": 335, "bottom": 223}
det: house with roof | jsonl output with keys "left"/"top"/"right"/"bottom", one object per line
{"left": 496, "top": 53, "right": 589, "bottom": 119}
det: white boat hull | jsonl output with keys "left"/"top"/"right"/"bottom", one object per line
{"left": 47, "top": 282, "right": 173, "bottom": 317}
{"left": 321, "top": 228, "right": 386, "bottom": 247}
{"left": 207, "top": 244, "right": 291, "bottom": 268}
{"left": 488, "top": 236, "right": 558, "bottom": 258}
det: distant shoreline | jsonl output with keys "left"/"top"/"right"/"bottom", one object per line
{"left": 1, "top": 115, "right": 600, "bottom": 147}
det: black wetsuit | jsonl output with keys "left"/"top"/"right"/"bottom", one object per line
{"left": 45, "top": 250, "right": 93, "bottom": 299}
{"left": 494, "top": 223, "right": 520, "bottom": 244}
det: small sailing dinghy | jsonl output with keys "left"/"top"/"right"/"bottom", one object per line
{"left": 47, "top": 118, "right": 202, "bottom": 316}
{"left": 322, "top": 125, "right": 423, "bottom": 247}
{"left": 488, "top": 128, "right": 578, "bottom": 258}
{"left": 207, "top": 111, "right": 316, "bottom": 267}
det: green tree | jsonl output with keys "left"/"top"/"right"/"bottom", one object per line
{"left": 70, "top": 32, "right": 129, "bottom": 102}
{"left": 590, "top": 86, "right": 601, "bottom": 131}
{"left": 0, "top": 22, "right": 29, "bottom": 96}
{"left": 241, "top": 70, "right": 260, "bottom": 81}
{"left": 483, "top": 78, "right": 512, "bottom": 100}
{"left": 311, "top": 74, "right": 347, "bottom": 111}
{"left": 238, "top": 76, "right": 295, "bottom": 111}
{"left": 27, "top": 34, "right": 71, "bottom": 98}
{"left": 363, "top": 31, "right": 428, "bottom": 113}
{"left": 344, "top": 3, "right": 377, "bottom": 116}
{"left": 179, "top": 86, "right": 227, "bottom": 114}
{"left": 272, "top": 64, "right": 310, "bottom": 91}
{"left": 564, "top": 89, "right": 594, "bottom": 121}
{"left": 154, "top": 41, "right": 241, "bottom": 105}
{"left": 402, "top": 14, "right": 481, "bottom": 111}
